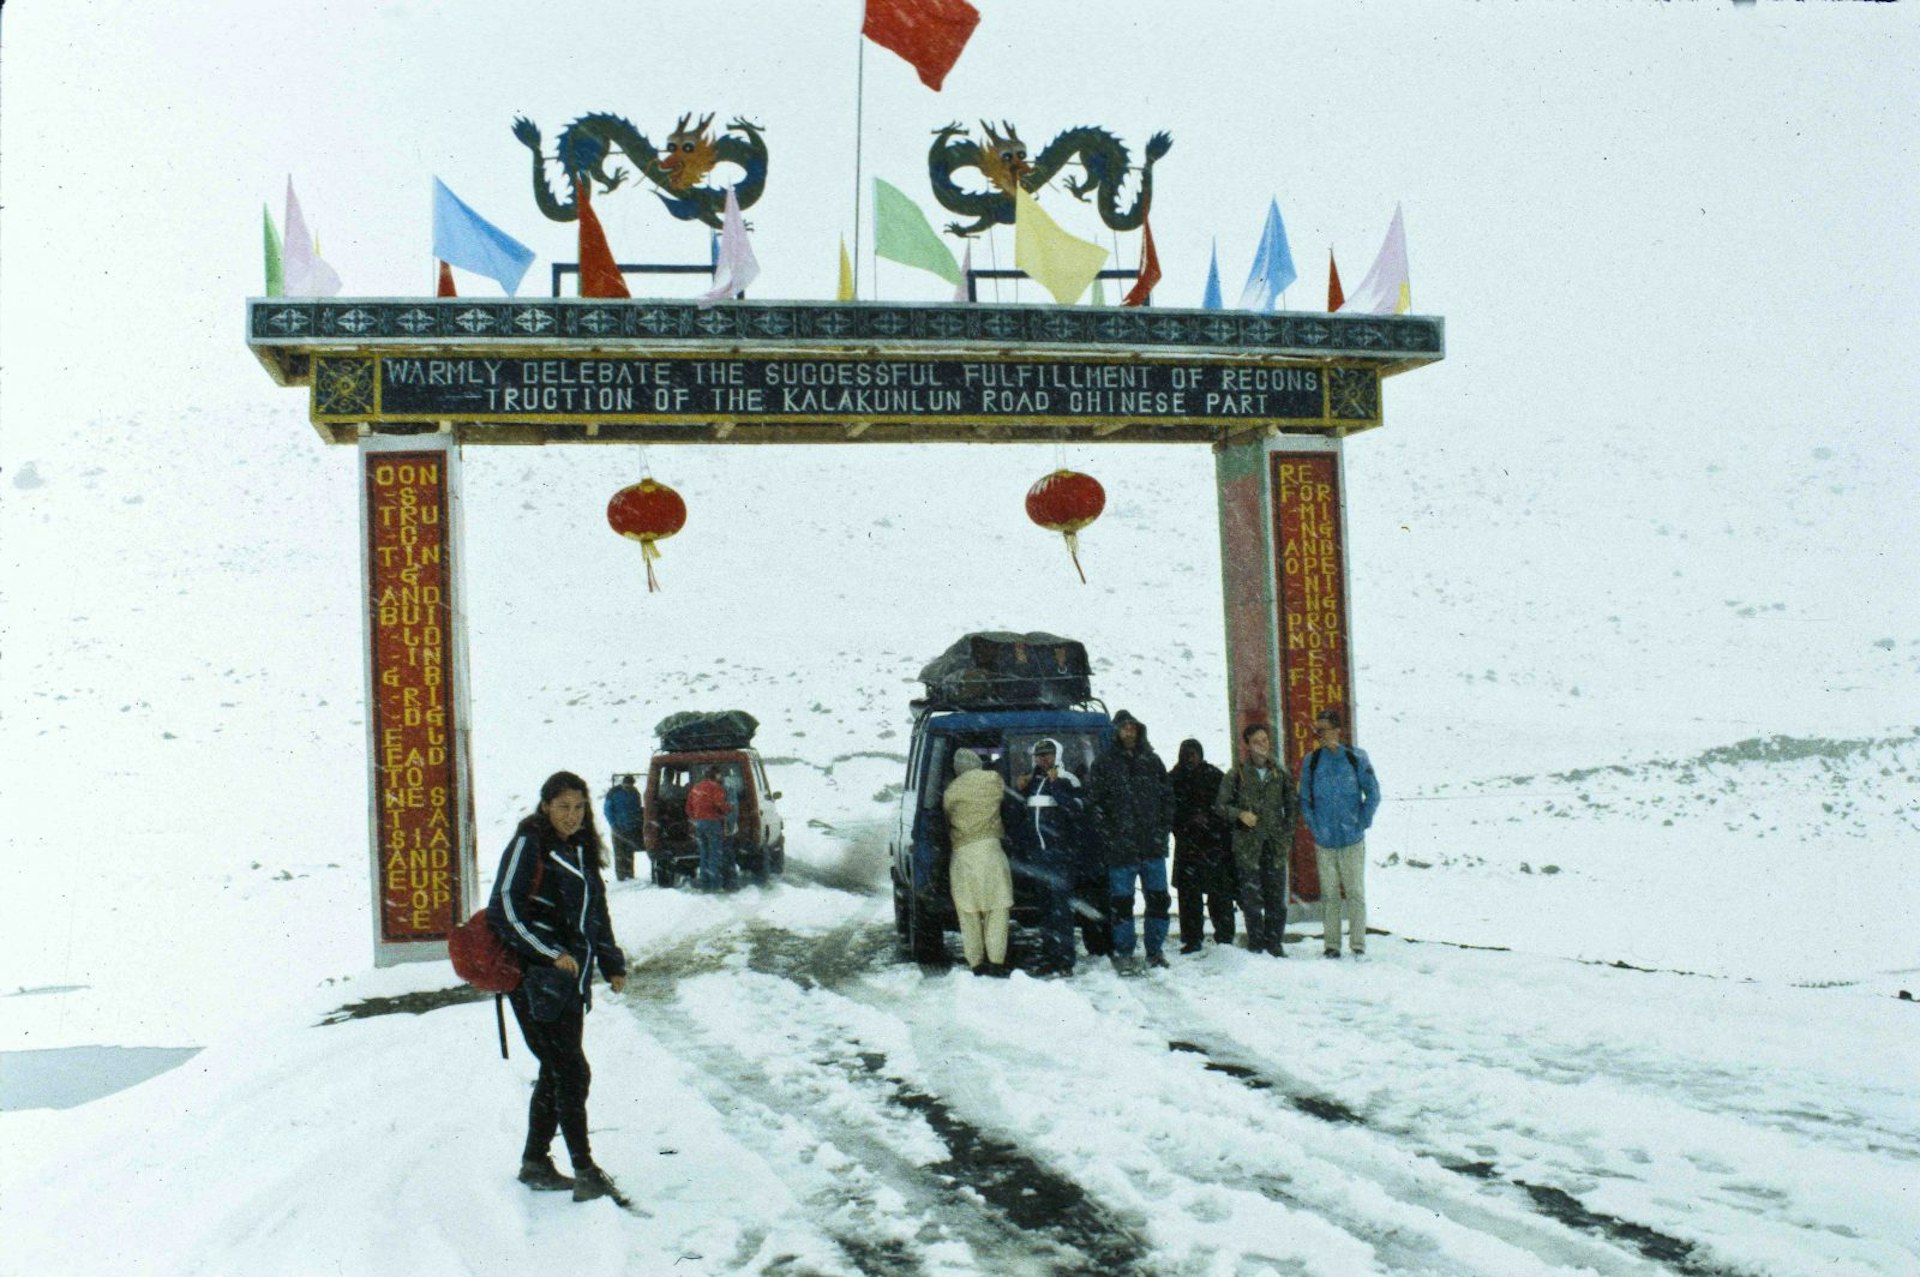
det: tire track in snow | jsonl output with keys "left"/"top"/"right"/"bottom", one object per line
{"left": 1132, "top": 985, "right": 1748, "bottom": 1277}
{"left": 852, "top": 981, "right": 1656, "bottom": 1277}
{"left": 779, "top": 924, "right": 1618, "bottom": 1276}
{"left": 626, "top": 920, "right": 1151, "bottom": 1277}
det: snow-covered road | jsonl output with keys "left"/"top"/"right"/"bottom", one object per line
{"left": 4, "top": 860, "right": 1916, "bottom": 1276}
{"left": 557, "top": 877, "right": 1919, "bottom": 1275}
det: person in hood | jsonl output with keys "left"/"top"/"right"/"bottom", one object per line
{"left": 488, "top": 770, "right": 630, "bottom": 1205}
{"left": 602, "top": 774, "right": 642, "bottom": 881}
{"left": 1171, "top": 739, "right": 1236, "bottom": 953}
{"left": 1087, "top": 710, "right": 1175, "bottom": 971}
{"left": 1214, "top": 722, "right": 1298, "bottom": 957}
{"left": 1299, "top": 707, "right": 1381, "bottom": 958}
{"left": 942, "top": 748, "right": 1015, "bottom": 975}
{"left": 1013, "top": 737, "right": 1085, "bottom": 975}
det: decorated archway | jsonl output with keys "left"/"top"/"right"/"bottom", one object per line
{"left": 247, "top": 296, "right": 1443, "bottom": 964}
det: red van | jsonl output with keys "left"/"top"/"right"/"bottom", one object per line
{"left": 642, "top": 748, "right": 786, "bottom": 887}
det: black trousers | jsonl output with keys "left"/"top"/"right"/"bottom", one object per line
{"left": 1173, "top": 850, "right": 1237, "bottom": 946}
{"left": 1235, "top": 848, "right": 1290, "bottom": 955}
{"left": 610, "top": 829, "right": 641, "bottom": 881}
{"left": 508, "top": 989, "right": 593, "bottom": 1169}
{"left": 1071, "top": 865, "right": 1113, "bottom": 956}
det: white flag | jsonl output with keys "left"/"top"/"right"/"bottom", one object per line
{"left": 1342, "top": 204, "right": 1411, "bottom": 316}
{"left": 282, "top": 178, "right": 342, "bottom": 297}
{"left": 698, "top": 187, "right": 759, "bottom": 306}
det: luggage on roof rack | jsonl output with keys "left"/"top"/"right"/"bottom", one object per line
{"left": 917, "top": 631, "right": 1091, "bottom": 709}
{"left": 654, "top": 710, "right": 759, "bottom": 752}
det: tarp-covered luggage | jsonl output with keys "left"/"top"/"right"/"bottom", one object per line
{"left": 656, "top": 709, "right": 760, "bottom": 752}
{"left": 918, "top": 631, "right": 1091, "bottom": 708}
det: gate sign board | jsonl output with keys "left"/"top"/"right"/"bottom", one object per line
{"left": 350, "top": 353, "right": 1331, "bottom": 428}
{"left": 247, "top": 298, "right": 1444, "bottom": 447}
{"left": 362, "top": 442, "right": 474, "bottom": 955}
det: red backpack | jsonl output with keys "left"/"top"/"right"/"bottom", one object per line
{"left": 449, "top": 854, "right": 544, "bottom": 993}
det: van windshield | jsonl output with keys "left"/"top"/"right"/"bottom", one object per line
{"left": 924, "top": 729, "right": 1100, "bottom": 807}
{"left": 1005, "top": 732, "right": 1099, "bottom": 785}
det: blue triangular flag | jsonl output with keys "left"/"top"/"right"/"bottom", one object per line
{"left": 1201, "top": 240, "right": 1223, "bottom": 310}
{"left": 1238, "top": 199, "right": 1298, "bottom": 311}
{"left": 432, "top": 178, "right": 535, "bottom": 296}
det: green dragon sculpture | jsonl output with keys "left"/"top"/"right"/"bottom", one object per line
{"left": 511, "top": 111, "right": 768, "bottom": 231}
{"left": 927, "top": 121, "right": 1172, "bottom": 238}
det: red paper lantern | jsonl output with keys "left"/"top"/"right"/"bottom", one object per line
{"left": 607, "top": 477, "right": 687, "bottom": 592}
{"left": 1025, "top": 468, "right": 1105, "bottom": 583}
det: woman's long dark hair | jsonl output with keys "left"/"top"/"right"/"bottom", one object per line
{"left": 536, "top": 770, "right": 608, "bottom": 868}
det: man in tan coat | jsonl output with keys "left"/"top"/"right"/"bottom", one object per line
{"left": 943, "top": 749, "right": 1015, "bottom": 975}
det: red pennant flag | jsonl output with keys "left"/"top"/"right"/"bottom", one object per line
{"left": 436, "top": 260, "right": 457, "bottom": 297}
{"left": 862, "top": 0, "right": 980, "bottom": 91}
{"left": 1121, "top": 216, "right": 1162, "bottom": 308}
{"left": 574, "top": 181, "right": 630, "bottom": 299}
{"left": 1327, "top": 248, "right": 1345, "bottom": 313}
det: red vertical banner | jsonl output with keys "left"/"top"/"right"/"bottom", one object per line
{"left": 1217, "top": 457, "right": 1274, "bottom": 740}
{"left": 364, "top": 451, "right": 462, "bottom": 945}
{"left": 1272, "top": 450, "right": 1353, "bottom": 901}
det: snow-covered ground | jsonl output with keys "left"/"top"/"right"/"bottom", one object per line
{"left": 4, "top": 3, "right": 1918, "bottom": 1274}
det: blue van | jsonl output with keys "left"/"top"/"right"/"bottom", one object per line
{"left": 890, "top": 705, "right": 1113, "bottom": 963}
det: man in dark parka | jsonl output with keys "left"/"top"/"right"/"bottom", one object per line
{"left": 1087, "top": 709, "right": 1175, "bottom": 970}
{"left": 1171, "top": 738, "right": 1236, "bottom": 953}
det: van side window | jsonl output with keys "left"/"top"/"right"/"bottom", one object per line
{"left": 922, "top": 738, "right": 951, "bottom": 809}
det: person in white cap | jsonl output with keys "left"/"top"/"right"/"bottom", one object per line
{"left": 942, "top": 748, "right": 1015, "bottom": 976}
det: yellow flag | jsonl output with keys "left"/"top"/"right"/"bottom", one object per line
{"left": 837, "top": 236, "right": 855, "bottom": 302}
{"left": 1014, "top": 190, "right": 1107, "bottom": 305}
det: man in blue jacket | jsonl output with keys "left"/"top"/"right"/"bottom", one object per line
{"left": 1012, "top": 737, "right": 1085, "bottom": 975}
{"left": 1298, "top": 708, "right": 1381, "bottom": 959}
{"left": 602, "top": 775, "right": 643, "bottom": 881}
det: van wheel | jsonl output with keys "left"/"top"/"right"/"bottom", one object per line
{"left": 892, "top": 873, "right": 911, "bottom": 937}
{"left": 768, "top": 838, "right": 786, "bottom": 876}
{"left": 906, "top": 884, "right": 947, "bottom": 965}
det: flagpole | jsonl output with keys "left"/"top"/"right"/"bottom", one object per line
{"left": 852, "top": 36, "right": 866, "bottom": 300}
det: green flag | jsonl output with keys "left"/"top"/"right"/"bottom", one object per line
{"left": 262, "top": 204, "right": 284, "bottom": 297}
{"left": 873, "top": 178, "right": 961, "bottom": 285}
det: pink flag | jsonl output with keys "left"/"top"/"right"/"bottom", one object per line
{"left": 1341, "top": 204, "right": 1410, "bottom": 316}
{"left": 282, "top": 178, "right": 342, "bottom": 297}
{"left": 698, "top": 187, "right": 759, "bottom": 306}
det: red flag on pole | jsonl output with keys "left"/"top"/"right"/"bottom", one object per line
{"left": 436, "top": 260, "right": 458, "bottom": 297}
{"left": 862, "top": 0, "right": 980, "bottom": 91}
{"left": 574, "top": 181, "right": 630, "bottom": 299}
{"left": 1327, "top": 248, "right": 1345, "bottom": 312}
{"left": 1121, "top": 216, "right": 1162, "bottom": 308}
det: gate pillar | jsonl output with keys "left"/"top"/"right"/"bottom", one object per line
{"left": 358, "top": 434, "right": 479, "bottom": 966}
{"left": 1214, "top": 433, "right": 1358, "bottom": 912}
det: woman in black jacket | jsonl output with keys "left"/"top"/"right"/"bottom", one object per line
{"left": 486, "top": 770, "right": 629, "bottom": 1205}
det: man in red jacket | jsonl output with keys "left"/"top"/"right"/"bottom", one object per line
{"left": 686, "top": 768, "right": 734, "bottom": 891}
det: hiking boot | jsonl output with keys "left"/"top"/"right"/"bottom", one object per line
{"left": 1323, "top": 950, "right": 1342, "bottom": 960}
{"left": 517, "top": 1156, "right": 574, "bottom": 1192}
{"left": 1179, "top": 942, "right": 1203, "bottom": 955}
{"left": 571, "top": 1163, "right": 630, "bottom": 1206}
{"left": 1147, "top": 953, "right": 1171, "bottom": 970}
